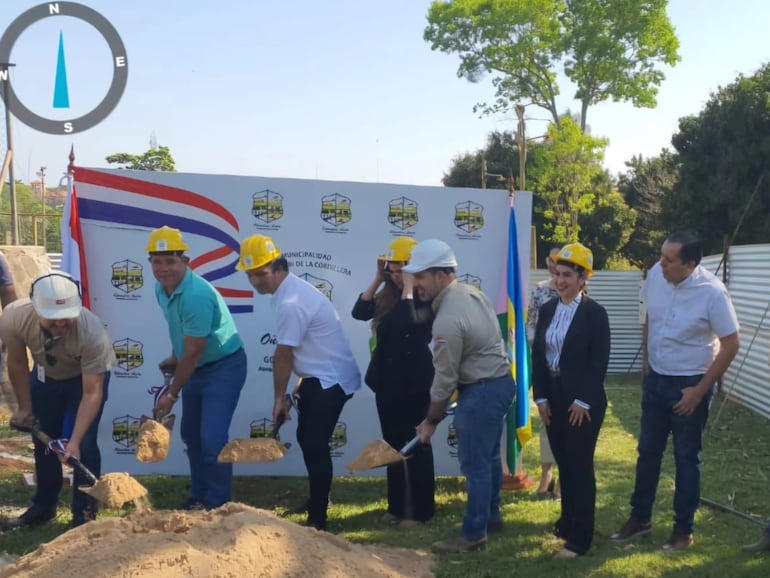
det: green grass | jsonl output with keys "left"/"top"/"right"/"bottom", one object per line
{"left": 1, "top": 376, "right": 769, "bottom": 577}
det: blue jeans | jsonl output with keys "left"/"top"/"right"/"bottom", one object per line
{"left": 180, "top": 348, "right": 246, "bottom": 509}
{"left": 30, "top": 369, "right": 110, "bottom": 517}
{"left": 453, "top": 375, "right": 515, "bottom": 541}
{"left": 630, "top": 371, "right": 713, "bottom": 535}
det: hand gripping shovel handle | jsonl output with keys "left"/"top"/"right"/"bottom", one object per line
{"left": 399, "top": 399, "right": 459, "bottom": 457}
{"left": 12, "top": 421, "right": 99, "bottom": 484}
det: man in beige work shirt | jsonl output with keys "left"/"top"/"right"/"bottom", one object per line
{"left": 408, "top": 239, "right": 515, "bottom": 554}
{"left": 0, "top": 273, "right": 115, "bottom": 530}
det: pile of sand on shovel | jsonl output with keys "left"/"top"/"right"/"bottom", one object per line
{"left": 217, "top": 438, "right": 288, "bottom": 463}
{"left": 136, "top": 419, "right": 171, "bottom": 463}
{"left": 346, "top": 439, "right": 405, "bottom": 473}
{"left": 79, "top": 473, "right": 150, "bottom": 510}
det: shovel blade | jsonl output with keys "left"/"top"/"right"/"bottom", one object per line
{"left": 346, "top": 439, "right": 404, "bottom": 473}
{"left": 79, "top": 473, "right": 149, "bottom": 509}
{"left": 217, "top": 438, "right": 289, "bottom": 463}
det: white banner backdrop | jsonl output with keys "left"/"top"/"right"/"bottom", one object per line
{"left": 73, "top": 168, "right": 532, "bottom": 476}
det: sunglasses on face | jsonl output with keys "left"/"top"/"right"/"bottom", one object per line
{"left": 43, "top": 332, "right": 61, "bottom": 367}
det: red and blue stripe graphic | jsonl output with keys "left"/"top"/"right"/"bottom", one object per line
{"left": 74, "top": 168, "right": 253, "bottom": 314}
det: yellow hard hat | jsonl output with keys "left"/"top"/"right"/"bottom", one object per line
{"left": 237, "top": 234, "right": 281, "bottom": 271}
{"left": 146, "top": 226, "right": 189, "bottom": 254}
{"left": 555, "top": 242, "right": 594, "bottom": 277}
{"left": 380, "top": 237, "right": 419, "bottom": 262}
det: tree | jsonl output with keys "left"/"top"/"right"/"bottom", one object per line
{"left": 617, "top": 151, "right": 676, "bottom": 269}
{"left": 662, "top": 64, "right": 770, "bottom": 255}
{"left": 442, "top": 130, "right": 537, "bottom": 189}
{"left": 441, "top": 121, "right": 635, "bottom": 268}
{"left": 530, "top": 116, "right": 608, "bottom": 242}
{"left": 580, "top": 178, "right": 637, "bottom": 270}
{"left": 424, "top": 0, "right": 680, "bottom": 131}
{"left": 105, "top": 145, "right": 176, "bottom": 171}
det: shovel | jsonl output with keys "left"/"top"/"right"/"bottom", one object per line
{"left": 217, "top": 396, "right": 293, "bottom": 464}
{"left": 346, "top": 400, "right": 458, "bottom": 473}
{"left": 136, "top": 373, "right": 176, "bottom": 463}
{"left": 12, "top": 420, "right": 149, "bottom": 509}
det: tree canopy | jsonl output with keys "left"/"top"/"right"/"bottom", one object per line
{"left": 663, "top": 64, "right": 770, "bottom": 254}
{"left": 105, "top": 145, "right": 176, "bottom": 172}
{"left": 424, "top": 0, "right": 680, "bottom": 131}
{"left": 617, "top": 151, "right": 676, "bottom": 269}
{"left": 442, "top": 121, "right": 635, "bottom": 268}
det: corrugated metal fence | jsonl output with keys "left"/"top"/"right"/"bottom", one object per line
{"left": 48, "top": 252, "right": 62, "bottom": 271}
{"left": 703, "top": 245, "right": 770, "bottom": 420}
{"left": 530, "top": 269, "right": 644, "bottom": 374}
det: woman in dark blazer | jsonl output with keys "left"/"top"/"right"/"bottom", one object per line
{"left": 532, "top": 242, "right": 610, "bottom": 560}
{"left": 352, "top": 237, "right": 435, "bottom": 526}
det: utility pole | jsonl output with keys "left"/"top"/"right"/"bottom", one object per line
{"left": 1, "top": 62, "right": 19, "bottom": 244}
{"left": 481, "top": 158, "right": 506, "bottom": 189}
{"left": 37, "top": 166, "right": 47, "bottom": 249}
{"left": 516, "top": 104, "right": 527, "bottom": 192}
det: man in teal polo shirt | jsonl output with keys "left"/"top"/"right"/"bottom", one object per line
{"left": 148, "top": 226, "right": 247, "bottom": 510}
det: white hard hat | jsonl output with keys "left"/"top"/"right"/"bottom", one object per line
{"left": 30, "top": 273, "right": 83, "bottom": 320}
{"left": 403, "top": 239, "right": 458, "bottom": 273}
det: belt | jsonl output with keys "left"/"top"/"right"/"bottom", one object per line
{"left": 457, "top": 373, "right": 509, "bottom": 394}
{"left": 197, "top": 347, "right": 243, "bottom": 370}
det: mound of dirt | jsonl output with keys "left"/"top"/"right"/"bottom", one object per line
{"left": 0, "top": 503, "right": 434, "bottom": 578}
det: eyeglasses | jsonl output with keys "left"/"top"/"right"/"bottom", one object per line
{"left": 43, "top": 331, "right": 60, "bottom": 367}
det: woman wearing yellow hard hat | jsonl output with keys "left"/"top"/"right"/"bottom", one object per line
{"left": 531, "top": 242, "right": 610, "bottom": 560}
{"left": 352, "top": 237, "right": 436, "bottom": 527}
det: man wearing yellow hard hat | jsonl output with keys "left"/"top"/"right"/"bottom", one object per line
{"left": 237, "top": 234, "right": 361, "bottom": 531}
{"left": 147, "top": 226, "right": 247, "bottom": 511}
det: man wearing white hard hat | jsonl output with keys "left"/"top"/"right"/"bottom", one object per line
{"left": 407, "top": 239, "right": 516, "bottom": 554}
{"left": 0, "top": 272, "right": 115, "bottom": 530}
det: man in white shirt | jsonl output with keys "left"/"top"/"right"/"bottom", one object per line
{"left": 610, "top": 233, "right": 740, "bottom": 552}
{"left": 237, "top": 234, "right": 361, "bottom": 531}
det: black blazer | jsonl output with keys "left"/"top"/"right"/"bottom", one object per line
{"left": 351, "top": 295, "right": 434, "bottom": 399}
{"left": 532, "top": 296, "right": 610, "bottom": 409}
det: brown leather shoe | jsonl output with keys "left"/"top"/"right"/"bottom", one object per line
{"left": 742, "top": 534, "right": 770, "bottom": 554}
{"left": 432, "top": 535, "right": 487, "bottom": 554}
{"left": 661, "top": 532, "right": 693, "bottom": 553}
{"left": 609, "top": 518, "right": 652, "bottom": 542}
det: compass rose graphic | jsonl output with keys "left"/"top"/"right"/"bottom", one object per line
{"left": 0, "top": 2, "right": 128, "bottom": 135}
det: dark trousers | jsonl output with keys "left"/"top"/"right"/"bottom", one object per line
{"left": 30, "top": 369, "right": 109, "bottom": 517}
{"left": 376, "top": 391, "right": 435, "bottom": 522}
{"left": 547, "top": 383, "right": 606, "bottom": 555}
{"left": 296, "top": 378, "right": 351, "bottom": 528}
{"left": 630, "top": 371, "right": 712, "bottom": 535}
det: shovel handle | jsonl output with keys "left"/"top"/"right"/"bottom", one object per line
{"left": 66, "top": 455, "right": 99, "bottom": 484}
{"left": 399, "top": 401, "right": 459, "bottom": 456}
{"left": 13, "top": 421, "right": 99, "bottom": 484}
{"left": 399, "top": 435, "right": 421, "bottom": 456}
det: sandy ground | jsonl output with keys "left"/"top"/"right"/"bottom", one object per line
{"left": 0, "top": 503, "right": 435, "bottom": 578}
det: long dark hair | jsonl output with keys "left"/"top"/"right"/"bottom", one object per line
{"left": 372, "top": 276, "right": 401, "bottom": 331}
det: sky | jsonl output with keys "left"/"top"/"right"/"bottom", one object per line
{"left": 2, "top": 0, "right": 770, "bottom": 188}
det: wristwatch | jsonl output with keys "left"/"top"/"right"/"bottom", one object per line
{"left": 427, "top": 415, "right": 442, "bottom": 426}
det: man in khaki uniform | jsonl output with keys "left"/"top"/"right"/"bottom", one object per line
{"left": 409, "top": 239, "right": 516, "bottom": 554}
{"left": 0, "top": 272, "right": 114, "bottom": 529}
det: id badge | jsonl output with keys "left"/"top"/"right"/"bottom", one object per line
{"left": 37, "top": 365, "right": 45, "bottom": 383}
